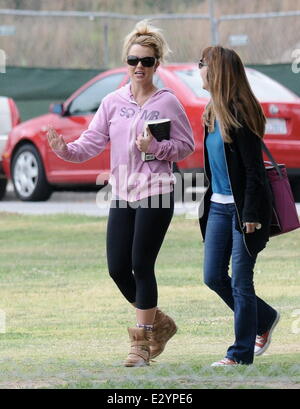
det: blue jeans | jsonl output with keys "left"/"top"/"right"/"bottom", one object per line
{"left": 204, "top": 202, "right": 277, "bottom": 364}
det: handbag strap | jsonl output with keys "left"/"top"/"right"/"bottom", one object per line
{"left": 261, "top": 140, "right": 284, "bottom": 179}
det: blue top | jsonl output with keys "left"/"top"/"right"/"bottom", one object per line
{"left": 206, "top": 120, "right": 232, "bottom": 195}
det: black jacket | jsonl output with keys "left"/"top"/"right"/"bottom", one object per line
{"left": 199, "top": 122, "right": 273, "bottom": 257}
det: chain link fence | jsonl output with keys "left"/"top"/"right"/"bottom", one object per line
{"left": 0, "top": 0, "right": 300, "bottom": 68}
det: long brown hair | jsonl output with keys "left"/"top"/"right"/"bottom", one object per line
{"left": 201, "top": 46, "right": 266, "bottom": 142}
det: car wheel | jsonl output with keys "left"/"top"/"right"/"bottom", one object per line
{"left": 11, "top": 144, "right": 52, "bottom": 201}
{"left": 0, "top": 177, "right": 7, "bottom": 200}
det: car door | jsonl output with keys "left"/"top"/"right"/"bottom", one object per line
{"left": 46, "top": 71, "right": 126, "bottom": 185}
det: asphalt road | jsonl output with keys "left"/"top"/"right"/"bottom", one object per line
{"left": 1, "top": 182, "right": 299, "bottom": 218}
{"left": 0, "top": 182, "right": 200, "bottom": 218}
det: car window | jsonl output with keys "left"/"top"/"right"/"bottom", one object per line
{"left": 153, "top": 74, "right": 165, "bottom": 89}
{"left": 68, "top": 73, "right": 126, "bottom": 115}
{"left": 245, "top": 69, "right": 299, "bottom": 102}
{"left": 174, "top": 68, "right": 299, "bottom": 102}
{"left": 174, "top": 69, "right": 211, "bottom": 99}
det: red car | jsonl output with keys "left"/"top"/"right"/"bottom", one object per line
{"left": 2, "top": 64, "right": 300, "bottom": 201}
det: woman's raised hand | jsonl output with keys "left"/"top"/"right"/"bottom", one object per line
{"left": 47, "top": 125, "right": 67, "bottom": 152}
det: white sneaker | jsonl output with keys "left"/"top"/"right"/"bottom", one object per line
{"left": 211, "top": 357, "right": 239, "bottom": 367}
{"left": 255, "top": 311, "right": 280, "bottom": 356}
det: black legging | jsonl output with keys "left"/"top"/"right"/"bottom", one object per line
{"left": 106, "top": 192, "right": 174, "bottom": 310}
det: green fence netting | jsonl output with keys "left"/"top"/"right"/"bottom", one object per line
{"left": 1, "top": 64, "right": 299, "bottom": 122}
{"left": 0, "top": 66, "right": 105, "bottom": 121}
{"left": 1, "top": 66, "right": 104, "bottom": 100}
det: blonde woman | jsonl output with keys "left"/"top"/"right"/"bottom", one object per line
{"left": 198, "top": 46, "right": 280, "bottom": 366}
{"left": 47, "top": 21, "right": 194, "bottom": 367}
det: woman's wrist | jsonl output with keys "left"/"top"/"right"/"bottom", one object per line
{"left": 243, "top": 222, "right": 262, "bottom": 230}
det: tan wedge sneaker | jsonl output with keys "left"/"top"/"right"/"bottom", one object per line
{"left": 124, "top": 327, "right": 151, "bottom": 367}
{"left": 149, "top": 309, "right": 177, "bottom": 359}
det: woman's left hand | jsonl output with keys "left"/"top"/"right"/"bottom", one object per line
{"left": 136, "top": 129, "right": 153, "bottom": 153}
{"left": 243, "top": 222, "right": 262, "bottom": 233}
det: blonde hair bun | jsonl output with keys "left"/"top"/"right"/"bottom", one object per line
{"left": 122, "top": 20, "right": 171, "bottom": 63}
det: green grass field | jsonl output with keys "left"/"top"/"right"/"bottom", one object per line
{"left": 0, "top": 212, "right": 299, "bottom": 389}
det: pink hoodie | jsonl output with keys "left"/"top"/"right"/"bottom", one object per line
{"left": 54, "top": 83, "right": 195, "bottom": 201}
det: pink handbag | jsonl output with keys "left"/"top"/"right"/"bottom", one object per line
{"left": 262, "top": 141, "right": 300, "bottom": 237}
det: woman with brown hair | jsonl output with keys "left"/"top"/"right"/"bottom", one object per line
{"left": 198, "top": 46, "right": 280, "bottom": 366}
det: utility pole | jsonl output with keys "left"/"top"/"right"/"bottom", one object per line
{"left": 209, "top": 0, "right": 219, "bottom": 45}
{"left": 103, "top": 21, "right": 109, "bottom": 67}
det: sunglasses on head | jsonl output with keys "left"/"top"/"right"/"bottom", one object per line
{"left": 198, "top": 59, "right": 208, "bottom": 69}
{"left": 127, "top": 55, "right": 156, "bottom": 67}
